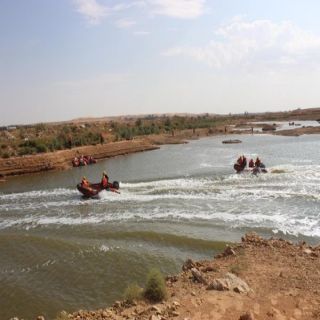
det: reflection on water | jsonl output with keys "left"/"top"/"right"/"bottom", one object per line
{"left": 0, "top": 134, "right": 320, "bottom": 319}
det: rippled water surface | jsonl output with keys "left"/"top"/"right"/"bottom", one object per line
{"left": 0, "top": 134, "right": 319, "bottom": 319}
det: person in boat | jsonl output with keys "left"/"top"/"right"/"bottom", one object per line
{"left": 79, "top": 155, "right": 85, "bottom": 166}
{"left": 237, "top": 156, "right": 242, "bottom": 165}
{"left": 101, "top": 171, "right": 109, "bottom": 189}
{"left": 81, "top": 176, "right": 89, "bottom": 187}
{"left": 242, "top": 155, "right": 247, "bottom": 168}
{"left": 249, "top": 159, "right": 254, "bottom": 168}
{"left": 255, "top": 157, "right": 261, "bottom": 167}
{"left": 72, "top": 156, "right": 79, "bottom": 167}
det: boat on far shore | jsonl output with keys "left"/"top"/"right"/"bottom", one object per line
{"left": 222, "top": 139, "right": 242, "bottom": 144}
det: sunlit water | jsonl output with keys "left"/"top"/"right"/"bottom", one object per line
{"left": 0, "top": 134, "right": 319, "bottom": 319}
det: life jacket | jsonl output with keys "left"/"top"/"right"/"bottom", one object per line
{"left": 249, "top": 159, "right": 254, "bottom": 168}
{"left": 82, "top": 179, "right": 89, "bottom": 187}
{"left": 101, "top": 176, "right": 108, "bottom": 188}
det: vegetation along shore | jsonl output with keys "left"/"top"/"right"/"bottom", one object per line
{"left": 1, "top": 108, "right": 320, "bottom": 178}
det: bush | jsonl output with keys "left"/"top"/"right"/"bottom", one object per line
{"left": 143, "top": 268, "right": 167, "bottom": 302}
{"left": 123, "top": 283, "right": 143, "bottom": 303}
{"left": 18, "top": 147, "right": 34, "bottom": 156}
{"left": 55, "top": 310, "right": 69, "bottom": 320}
{"left": 35, "top": 123, "right": 46, "bottom": 132}
{"left": 35, "top": 143, "right": 47, "bottom": 153}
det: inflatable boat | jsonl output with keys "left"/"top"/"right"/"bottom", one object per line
{"left": 77, "top": 181, "right": 120, "bottom": 198}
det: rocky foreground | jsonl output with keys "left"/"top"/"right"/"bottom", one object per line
{"left": 27, "top": 233, "right": 320, "bottom": 320}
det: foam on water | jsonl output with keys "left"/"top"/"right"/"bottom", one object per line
{"left": 0, "top": 164, "right": 319, "bottom": 238}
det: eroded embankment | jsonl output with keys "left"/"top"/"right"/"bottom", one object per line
{"left": 0, "top": 127, "right": 231, "bottom": 179}
{"left": 0, "top": 140, "right": 159, "bottom": 177}
{"left": 49, "top": 233, "right": 320, "bottom": 320}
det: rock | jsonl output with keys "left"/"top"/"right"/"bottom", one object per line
{"left": 207, "top": 273, "right": 251, "bottom": 293}
{"left": 37, "top": 316, "right": 45, "bottom": 320}
{"left": 172, "top": 301, "right": 180, "bottom": 308}
{"left": 242, "top": 232, "right": 265, "bottom": 245}
{"left": 201, "top": 265, "right": 217, "bottom": 272}
{"left": 101, "top": 310, "right": 111, "bottom": 318}
{"left": 303, "top": 248, "right": 312, "bottom": 255}
{"left": 207, "top": 278, "right": 230, "bottom": 291}
{"left": 182, "top": 258, "right": 196, "bottom": 271}
{"left": 151, "top": 305, "right": 162, "bottom": 314}
{"left": 171, "top": 311, "right": 180, "bottom": 317}
{"left": 191, "top": 291, "right": 196, "bottom": 296}
{"left": 166, "top": 275, "right": 178, "bottom": 282}
{"left": 191, "top": 268, "right": 208, "bottom": 285}
{"left": 224, "top": 245, "right": 236, "bottom": 256}
{"left": 239, "top": 311, "right": 255, "bottom": 320}
{"left": 149, "top": 315, "right": 161, "bottom": 320}
{"left": 113, "top": 300, "right": 122, "bottom": 308}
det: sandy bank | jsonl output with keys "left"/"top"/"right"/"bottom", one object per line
{"left": 2, "top": 122, "right": 318, "bottom": 178}
{"left": 0, "top": 139, "right": 159, "bottom": 177}
{"left": 274, "top": 126, "right": 320, "bottom": 136}
{"left": 47, "top": 233, "right": 320, "bottom": 320}
{"left": 0, "top": 128, "right": 227, "bottom": 178}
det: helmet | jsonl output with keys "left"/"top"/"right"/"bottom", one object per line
{"left": 83, "top": 176, "right": 86, "bottom": 180}
{"left": 103, "top": 171, "right": 107, "bottom": 176}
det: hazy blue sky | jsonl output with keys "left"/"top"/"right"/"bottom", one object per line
{"left": 1, "top": 0, "right": 320, "bottom": 125}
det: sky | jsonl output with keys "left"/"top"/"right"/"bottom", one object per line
{"left": 1, "top": 0, "right": 320, "bottom": 125}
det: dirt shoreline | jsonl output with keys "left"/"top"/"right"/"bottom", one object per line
{"left": 1, "top": 124, "right": 320, "bottom": 179}
{"left": 0, "top": 139, "right": 159, "bottom": 178}
{"left": 38, "top": 233, "right": 319, "bottom": 320}
{"left": 0, "top": 128, "right": 224, "bottom": 179}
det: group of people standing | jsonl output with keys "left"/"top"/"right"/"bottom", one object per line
{"left": 72, "top": 155, "right": 96, "bottom": 167}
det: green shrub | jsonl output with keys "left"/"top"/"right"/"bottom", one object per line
{"left": 35, "top": 143, "right": 47, "bottom": 153}
{"left": 143, "top": 268, "right": 167, "bottom": 302}
{"left": 2, "top": 152, "right": 10, "bottom": 159}
{"left": 18, "top": 147, "right": 34, "bottom": 156}
{"left": 35, "top": 123, "right": 46, "bottom": 132}
{"left": 55, "top": 310, "right": 69, "bottom": 320}
{"left": 123, "top": 283, "right": 143, "bottom": 303}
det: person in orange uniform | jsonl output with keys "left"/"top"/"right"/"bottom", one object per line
{"left": 81, "top": 176, "right": 89, "bottom": 187}
{"left": 101, "top": 171, "right": 109, "bottom": 189}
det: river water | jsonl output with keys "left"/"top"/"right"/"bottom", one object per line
{"left": 0, "top": 134, "right": 319, "bottom": 319}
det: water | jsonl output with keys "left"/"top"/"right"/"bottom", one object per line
{"left": 0, "top": 134, "right": 320, "bottom": 319}
{"left": 236, "top": 120, "right": 320, "bottom": 132}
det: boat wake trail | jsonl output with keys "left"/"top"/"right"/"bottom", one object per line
{"left": 0, "top": 164, "right": 319, "bottom": 238}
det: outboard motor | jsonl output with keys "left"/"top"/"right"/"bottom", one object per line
{"left": 112, "top": 181, "right": 120, "bottom": 189}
